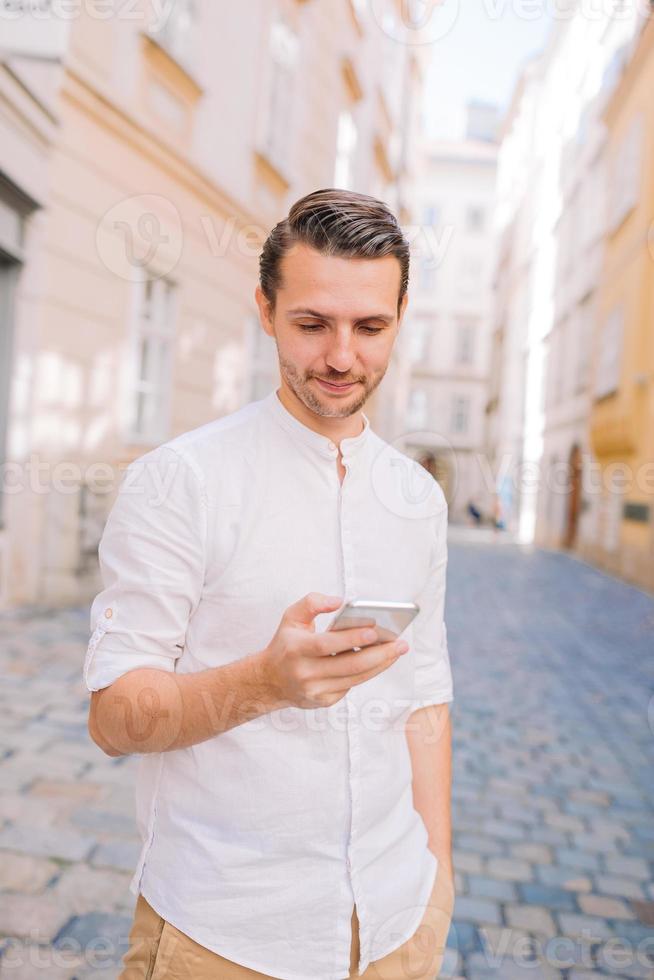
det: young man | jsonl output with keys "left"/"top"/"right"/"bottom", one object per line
{"left": 85, "top": 188, "right": 455, "bottom": 979}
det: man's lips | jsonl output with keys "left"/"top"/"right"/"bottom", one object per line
{"left": 314, "top": 378, "right": 359, "bottom": 391}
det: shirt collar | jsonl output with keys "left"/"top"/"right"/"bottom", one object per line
{"left": 262, "top": 387, "right": 371, "bottom": 461}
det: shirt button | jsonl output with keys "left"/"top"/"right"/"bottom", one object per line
{"left": 104, "top": 608, "right": 113, "bottom": 619}
{"left": 346, "top": 857, "right": 352, "bottom": 871}
{"left": 328, "top": 441, "right": 336, "bottom": 451}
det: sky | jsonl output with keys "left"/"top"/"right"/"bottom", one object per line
{"left": 421, "top": 1, "right": 553, "bottom": 140}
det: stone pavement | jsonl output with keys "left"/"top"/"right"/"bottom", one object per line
{"left": 0, "top": 536, "right": 652, "bottom": 978}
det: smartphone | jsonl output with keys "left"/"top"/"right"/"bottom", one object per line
{"left": 325, "top": 599, "right": 420, "bottom": 652}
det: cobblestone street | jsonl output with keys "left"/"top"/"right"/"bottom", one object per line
{"left": 0, "top": 534, "right": 653, "bottom": 979}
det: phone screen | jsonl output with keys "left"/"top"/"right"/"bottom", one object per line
{"left": 327, "top": 602, "right": 419, "bottom": 644}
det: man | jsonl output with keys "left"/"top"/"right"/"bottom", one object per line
{"left": 86, "top": 188, "right": 455, "bottom": 979}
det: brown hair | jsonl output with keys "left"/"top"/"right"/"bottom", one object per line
{"left": 259, "top": 188, "right": 410, "bottom": 312}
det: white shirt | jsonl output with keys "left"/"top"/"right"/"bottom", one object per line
{"left": 83, "top": 387, "right": 454, "bottom": 980}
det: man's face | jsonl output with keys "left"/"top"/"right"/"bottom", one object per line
{"left": 255, "top": 242, "right": 408, "bottom": 418}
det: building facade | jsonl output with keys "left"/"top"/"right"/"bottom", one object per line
{"left": 0, "top": 0, "right": 425, "bottom": 609}
{"left": 584, "top": 17, "right": 654, "bottom": 592}
{"left": 486, "top": 5, "right": 645, "bottom": 551}
{"left": 400, "top": 118, "right": 498, "bottom": 522}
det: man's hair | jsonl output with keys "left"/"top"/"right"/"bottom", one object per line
{"left": 259, "top": 188, "right": 410, "bottom": 312}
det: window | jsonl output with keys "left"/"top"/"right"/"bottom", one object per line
{"left": 407, "top": 388, "right": 427, "bottom": 430}
{"left": 152, "top": 0, "right": 196, "bottom": 65}
{"left": 263, "top": 18, "right": 299, "bottom": 173}
{"left": 459, "top": 254, "right": 482, "bottom": 295}
{"left": 594, "top": 306, "right": 624, "bottom": 400}
{"left": 408, "top": 318, "right": 430, "bottom": 364}
{"left": 575, "top": 300, "right": 592, "bottom": 393}
{"left": 127, "top": 277, "right": 176, "bottom": 443}
{"left": 456, "top": 319, "right": 476, "bottom": 366}
{"left": 450, "top": 394, "right": 469, "bottom": 435}
{"left": 334, "top": 111, "right": 358, "bottom": 189}
{"left": 466, "top": 206, "right": 485, "bottom": 233}
{"left": 609, "top": 114, "right": 643, "bottom": 231}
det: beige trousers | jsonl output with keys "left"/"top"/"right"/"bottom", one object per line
{"left": 119, "top": 861, "right": 454, "bottom": 979}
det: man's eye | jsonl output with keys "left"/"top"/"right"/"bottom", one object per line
{"left": 298, "top": 323, "right": 382, "bottom": 334}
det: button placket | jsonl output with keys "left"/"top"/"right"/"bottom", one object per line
{"left": 338, "top": 456, "right": 369, "bottom": 973}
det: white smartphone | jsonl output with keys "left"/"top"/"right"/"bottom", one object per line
{"left": 325, "top": 599, "right": 420, "bottom": 652}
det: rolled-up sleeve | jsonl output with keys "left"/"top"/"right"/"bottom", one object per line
{"left": 83, "top": 445, "right": 207, "bottom": 693}
{"left": 409, "top": 493, "right": 453, "bottom": 711}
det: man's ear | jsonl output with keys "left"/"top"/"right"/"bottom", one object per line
{"left": 254, "top": 285, "right": 275, "bottom": 338}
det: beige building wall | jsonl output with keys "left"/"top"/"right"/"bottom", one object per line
{"left": 0, "top": 1, "right": 425, "bottom": 610}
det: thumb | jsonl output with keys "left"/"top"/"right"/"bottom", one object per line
{"left": 284, "top": 592, "right": 343, "bottom": 629}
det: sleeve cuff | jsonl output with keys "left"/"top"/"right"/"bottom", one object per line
{"left": 84, "top": 647, "right": 177, "bottom": 693}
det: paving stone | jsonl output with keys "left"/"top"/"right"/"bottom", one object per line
{"left": 485, "top": 857, "right": 534, "bottom": 882}
{"left": 68, "top": 807, "right": 136, "bottom": 837}
{"left": 480, "top": 820, "right": 527, "bottom": 842}
{"left": 452, "top": 896, "right": 502, "bottom": 926}
{"left": 504, "top": 904, "right": 558, "bottom": 938}
{"left": 446, "top": 918, "right": 483, "bottom": 955}
{"left": 465, "top": 950, "right": 563, "bottom": 978}
{"left": 510, "top": 843, "right": 553, "bottom": 864}
{"left": 48, "top": 863, "right": 136, "bottom": 916}
{"left": 577, "top": 893, "right": 635, "bottom": 920}
{"left": 545, "top": 812, "right": 586, "bottom": 833}
{"left": 90, "top": 839, "right": 141, "bottom": 873}
{"left": 555, "top": 848, "right": 601, "bottom": 872}
{"left": 0, "top": 852, "right": 59, "bottom": 892}
{"left": 455, "top": 834, "right": 506, "bottom": 856}
{"left": 52, "top": 910, "right": 134, "bottom": 969}
{"left": 0, "top": 824, "right": 96, "bottom": 863}
{"left": 569, "top": 789, "right": 611, "bottom": 807}
{"left": 452, "top": 849, "right": 484, "bottom": 875}
{"left": 535, "top": 866, "right": 593, "bottom": 891}
{"left": 604, "top": 855, "right": 652, "bottom": 880}
{"left": 557, "top": 912, "right": 615, "bottom": 940}
{"left": 594, "top": 876, "right": 647, "bottom": 901}
{"left": 518, "top": 883, "right": 578, "bottom": 912}
{"left": 0, "top": 893, "right": 72, "bottom": 942}
{"left": 468, "top": 875, "right": 518, "bottom": 902}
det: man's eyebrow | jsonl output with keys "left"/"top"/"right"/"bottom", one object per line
{"left": 287, "top": 308, "right": 394, "bottom": 324}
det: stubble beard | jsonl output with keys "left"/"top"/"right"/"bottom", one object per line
{"left": 277, "top": 352, "right": 386, "bottom": 419}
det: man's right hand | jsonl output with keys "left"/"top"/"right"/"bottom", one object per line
{"left": 260, "top": 592, "right": 409, "bottom": 710}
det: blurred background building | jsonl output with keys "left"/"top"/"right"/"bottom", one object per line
{"left": 0, "top": 0, "right": 426, "bottom": 610}
{"left": 1, "top": 1, "right": 653, "bottom": 608}
{"left": 485, "top": 5, "right": 653, "bottom": 592}
{"left": 400, "top": 103, "right": 499, "bottom": 523}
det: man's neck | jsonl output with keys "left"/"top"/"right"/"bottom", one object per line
{"left": 276, "top": 383, "right": 365, "bottom": 446}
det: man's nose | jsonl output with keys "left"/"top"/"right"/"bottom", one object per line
{"left": 325, "top": 330, "right": 356, "bottom": 372}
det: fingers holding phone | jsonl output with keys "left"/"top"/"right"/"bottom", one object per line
{"left": 260, "top": 593, "right": 417, "bottom": 710}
